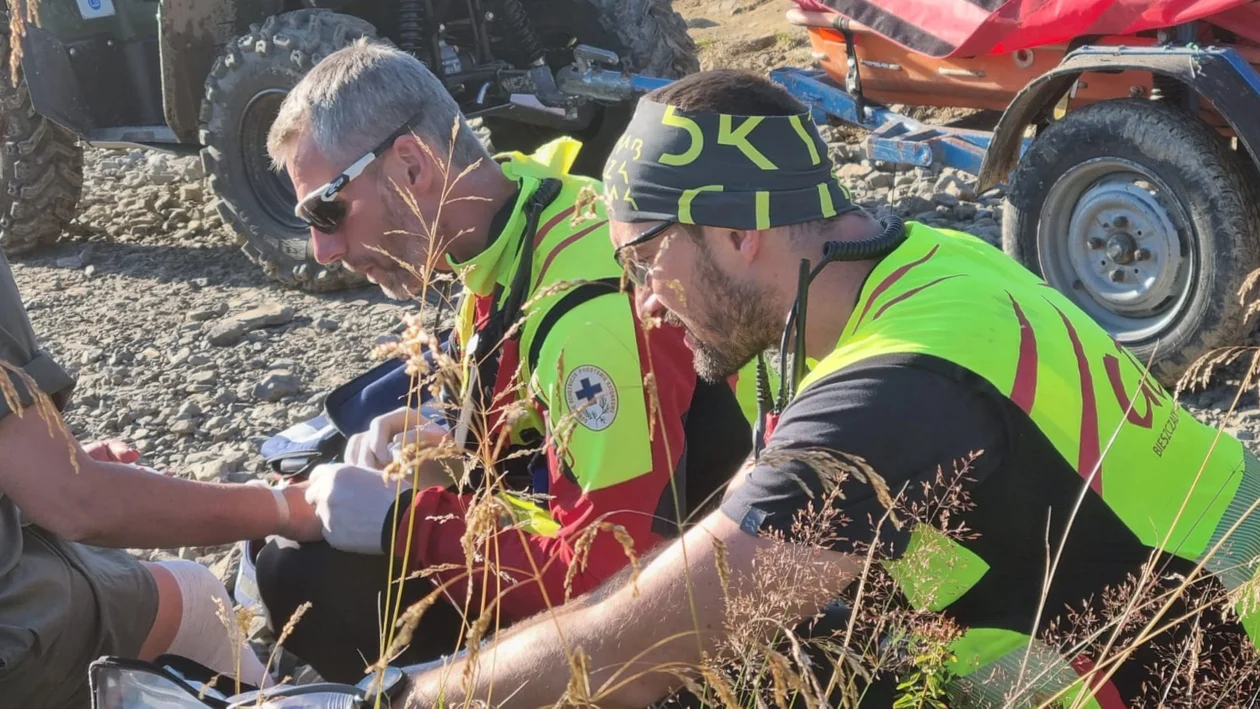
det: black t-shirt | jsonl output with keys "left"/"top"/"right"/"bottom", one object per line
{"left": 720, "top": 354, "right": 1257, "bottom": 706}
{"left": 723, "top": 359, "right": 1005, "bottom": 554}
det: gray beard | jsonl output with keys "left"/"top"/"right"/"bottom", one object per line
{"left": 374, "top": 184, "right": 428, "bottom": 300}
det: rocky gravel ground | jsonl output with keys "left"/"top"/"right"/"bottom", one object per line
{"left": 13, "top": 131, "right": 1260, "bottom": 674}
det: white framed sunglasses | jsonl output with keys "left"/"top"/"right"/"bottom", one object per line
{"left": 293, "top": 109, "right": 427, "bottom": 234}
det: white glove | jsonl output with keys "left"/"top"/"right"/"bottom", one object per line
{"left": 305, "top": 463, "right": 412, "bottom": 555}
{"left": 344, "top": 405, "right": 452, "bottom": 470}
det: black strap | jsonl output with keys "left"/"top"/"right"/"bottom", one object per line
{"left": 462, "top": 178, "right": 565, "bottom": 439}
{"left": 525, "top": 277, "right": 623, "bottom": 374}
{"left": 498, "top": 177, "right": 564, "bottom": 338}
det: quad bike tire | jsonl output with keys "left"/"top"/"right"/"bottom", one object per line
{"left": 1003, "top": 98, "right": 1260, "bottom": 389}
{"left": 200, "top": 9, "right": 377, "bottom": 292}
{"left": 482, "top": 0, "right": 700, "bottom": 177}
{"left": 0, "top": 29, "right": 84, "bottom": 257}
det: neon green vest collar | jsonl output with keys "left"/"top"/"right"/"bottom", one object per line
{"left": 445, "top": 137, "right": 588, "bottom": 296}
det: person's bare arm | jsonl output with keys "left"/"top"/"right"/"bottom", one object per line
{"left": 403, "top": 508, "right": 860, "bottom": 708}
{"left": 0, "top": 405, "right": 314, "bottom": 548}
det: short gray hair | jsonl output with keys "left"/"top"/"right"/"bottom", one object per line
{"left": 267, "top": 38, "right": 489, "bottom": 171}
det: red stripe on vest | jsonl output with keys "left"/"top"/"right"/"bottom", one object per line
{"left": 763, "top": 412, "right": 781, "bottom": 445}
{"left": 1008, "top": 293, "right": 1039, "bottom": 415}
{"left": 1054, "top": 304, "right": 1103, "bottom": 496}
{"left": 535, "top": 206, "right": 577, "bottom": 247}
{"left": 855, "top": 244, "right": 940, "bottom": 328}
{"left": 1068, "top": 655, "right": 1128, "bottom": 709}
{"left": 536, "top": 220, "right": 608, "bottom": 284}
{"left": 871, "top": 273, "right": 965, "bottom": 321}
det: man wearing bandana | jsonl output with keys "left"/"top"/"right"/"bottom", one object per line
{"left": 399, "top": 69, "right": 1260, "bottom": 707}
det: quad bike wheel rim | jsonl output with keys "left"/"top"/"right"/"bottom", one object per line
{"left": 1037, "top": 157, "right": 1194, "bottom": 343}
{"left": 240, "top": 88, "right": 304, "bottom": 233}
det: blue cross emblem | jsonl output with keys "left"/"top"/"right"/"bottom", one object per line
{"left": 575, "top": 377, "right": 603, "bottom": 403}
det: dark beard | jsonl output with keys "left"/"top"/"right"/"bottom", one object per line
{"left": 679, "top": 253, "right": 782, "bottom": 383}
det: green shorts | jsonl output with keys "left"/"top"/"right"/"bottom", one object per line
{"left": 0, "top": 528, "right": 159, "bottom": 709}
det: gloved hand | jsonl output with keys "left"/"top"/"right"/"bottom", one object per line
{"left": 344, "top": 405, "right": 452, "bottom": 470}
{"left": 305, "top": 463, "right": 412, "bottom": 555}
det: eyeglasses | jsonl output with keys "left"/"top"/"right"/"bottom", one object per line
{"left": 293, "top": 110, "right": 428, "bottom": 234}
{"left": 613, "top": 220, "right": 676, "bottom": 286}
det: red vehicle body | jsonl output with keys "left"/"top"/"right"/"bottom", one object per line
{"left": 791, "top": 0, "right": 1260, "bottom": 118}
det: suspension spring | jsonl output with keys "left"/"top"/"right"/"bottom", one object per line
{"left": 397, "top": 0, "right": 428, "bottom": 56}
{"left": 491, "top": 0, "right": 544, "bottom": 65}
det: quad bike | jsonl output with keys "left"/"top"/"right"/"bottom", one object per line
{"left": 764, "top": 0, "right": 1260, "bottom": 388}
{"left": 0, "top": 0, "right": 697, "bottom": 291}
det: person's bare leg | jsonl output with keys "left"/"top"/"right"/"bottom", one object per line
{"left": 138, "top": 560, "right": 272, "bottom": 688}
{"left": 137, "top": 562, "right": 182, "bottom": 660}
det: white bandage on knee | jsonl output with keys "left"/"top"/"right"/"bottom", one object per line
{"left": 156, "top": 559, "right": 272, "bottom": 689}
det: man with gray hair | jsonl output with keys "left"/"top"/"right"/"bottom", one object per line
{"left": 266, "top": 37, "right": 494, "bottom": 299}
{"left": 257, "top": 39, "right": 762, "bottom": 684}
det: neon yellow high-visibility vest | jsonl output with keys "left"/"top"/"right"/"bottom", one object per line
{"left": 800, "top": 222, "right": 1260, "bottom": 705}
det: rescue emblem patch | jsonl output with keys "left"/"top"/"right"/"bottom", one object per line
{"left": 564, "top": 365, "right": 619, "bottom": 431}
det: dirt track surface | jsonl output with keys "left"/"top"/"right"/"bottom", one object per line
{"left": 8, "top": 0, "right": 1260, "bottom": 677}
{"left": 676, "top": 0, "right": 815, "bottom": 72}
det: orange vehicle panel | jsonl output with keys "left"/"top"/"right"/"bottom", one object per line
{"left": 807, "top": 28, "right": 1160, "bottom": 112}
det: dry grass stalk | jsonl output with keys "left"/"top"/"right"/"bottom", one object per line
{"left": 556, "top": 520, "right": 643, "bottom": 602}
{"left": 0, "top": 359, "right": 79, "bottom": 472}
{"left": 562, "top": 646, "right": 594, "bottom": 707}
{"left": 197, "top": 673, "right": 221, "bottom": 700}
{"left": 757, "top": 445, "right": 899, "bottom": 530}
{"left": 255, "top": 600, "right": 311, "bottom": 704}
{"left": 377, "top": 583, "right": 453, "bottom": 673}
{"left": 209, "top": 594, "right": 257, "bottom": 697}
{"left": 713, "top": 537, "right": 732, "bottom": 601}
{"left": 701, "top": 665, "right": 744, "bottom": 708}
{"left": 5, "top": 0, "right": 39, "bottom": 86}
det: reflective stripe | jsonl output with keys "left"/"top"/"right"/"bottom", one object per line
{"left": 817, "top": 182, "right": 837, "bottom": 218}
{"left": 1201, "top": 448, "right": 1260, "bottom": 636}
{"left": 948, "top": 632, "right": 1108, "bottom": 709}
{"left": 499, "top": 493, "right": 562, "bottom": 537}
{"left": 789, "top": 114, "right": 822, "bottom": 165}
{"left": 755, "top": 191, "right": 771, "bottom": 230}
{"left": 679, "top": 185, "right": 724, "bottom": 224}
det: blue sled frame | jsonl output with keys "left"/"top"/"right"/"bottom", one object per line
{"left": 611, "top": 65, "right": 1017, "bottom": 178}
{"left": 767, "top": 66, "right": 1022, "bottom": 179}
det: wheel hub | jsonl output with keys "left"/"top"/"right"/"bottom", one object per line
{"left": 1105, "top": 232, "right": 1138, "bottom": 265}
{"left": 1068, "top": 180, "right": 1183, "bottom": 318}
{"left": 1037, "top": 157, "right": 1193, "bottom": 343}
{"left": 240, "top": 89, "right": 304, "bottom": 233}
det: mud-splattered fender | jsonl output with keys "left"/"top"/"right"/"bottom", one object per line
{"left": 977, "top": 46, "right": 1260, "bottom": 194}
{"left": 158, "top": 0, "right": 282, "bottom": 142}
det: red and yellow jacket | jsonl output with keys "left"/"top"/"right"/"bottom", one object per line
{"left": 390, "top": 139, "right": 762, "bottom": 621}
